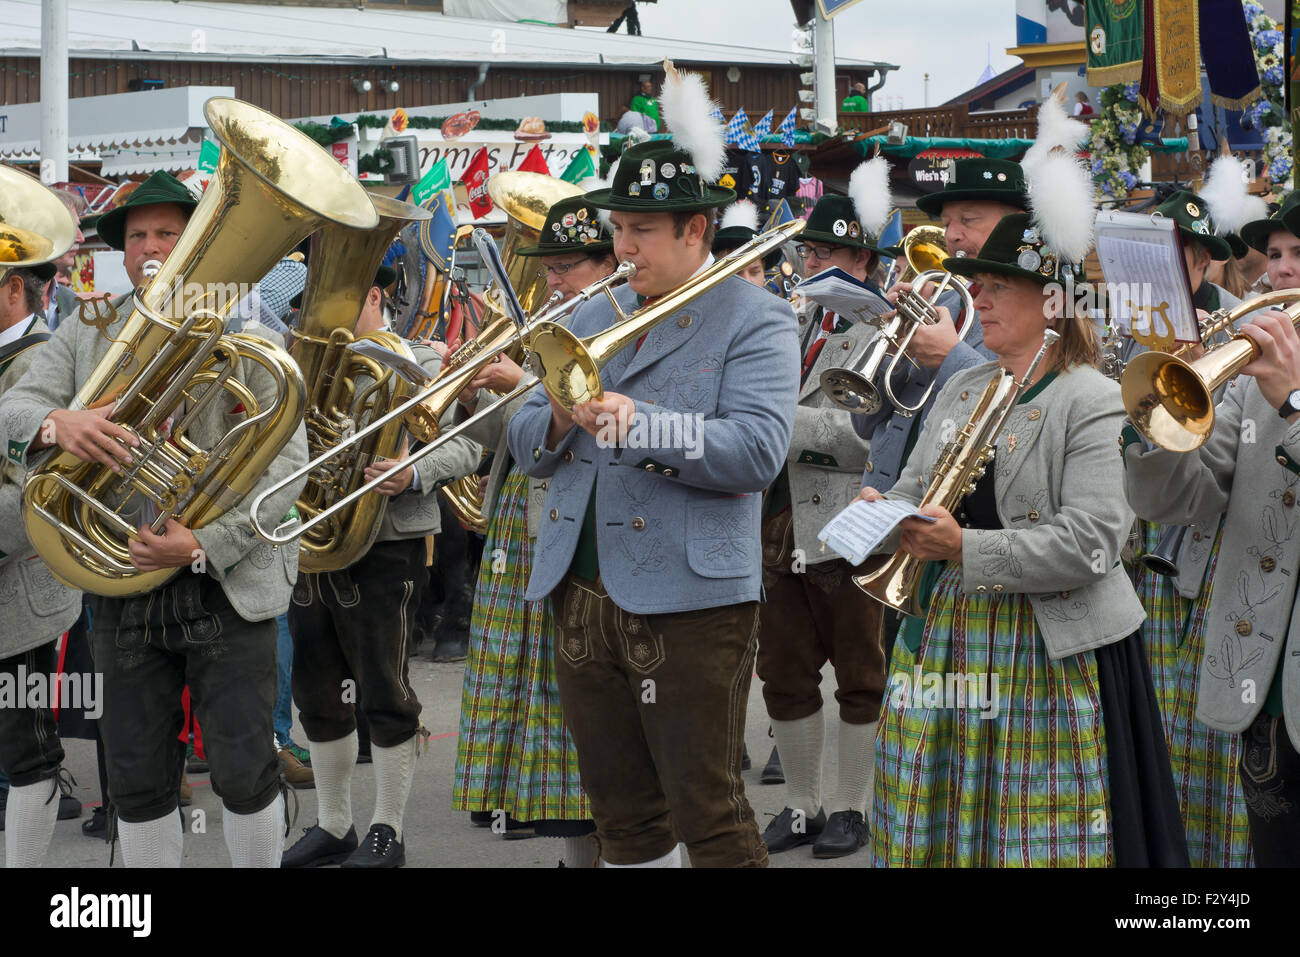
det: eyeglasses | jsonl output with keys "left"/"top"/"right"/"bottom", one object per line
{"left": 542, "top": 259, "right": 589, "bottom": 276}
{"left": 797, "top": 244, "right": 837, "bottom": 262}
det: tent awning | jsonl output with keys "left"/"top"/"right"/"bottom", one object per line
{"left": 0, "top": 86, "right": 233, "bottom": 160}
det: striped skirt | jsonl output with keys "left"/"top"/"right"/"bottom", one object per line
{"left": 872, "top": 563, "right": 1111, "bottom": 867}
{"left": 1134, "top": 522, "right": 1252, "bottom": 867}
{"left": 452, "top": 468, "right": 590, "bottom": 821}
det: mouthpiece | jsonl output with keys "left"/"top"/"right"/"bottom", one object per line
{"left": 142, "top": 260, "right": 162, "bottom": 279}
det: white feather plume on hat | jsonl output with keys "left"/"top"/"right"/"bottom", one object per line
{"left": 1026, "top": 149, "right": 1096, "bottom": 266}
{"left": 1021, "top": 84, "right": 1090, "bottom": 182}
{"left": 579, "top": 173, "right": 614, "bottom": 233}
{"left": 658, "top": 59, "right": 726, "bottom": 184}
{"left": 1201, "top": 153, "right": 1267, "bottom": 235}
{"left": 719, "top": 199, "right": 760, "bottom": 232}
{"left": 848, "top": 156, "right": 892, "bottom": 238}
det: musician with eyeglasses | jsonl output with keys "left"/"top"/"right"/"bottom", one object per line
{"left": 281, "top": 264, "right": 480, "bottom": 868}
{"left": 451, "top": 193, "right": 617, "bottom": 866}
{"left": 856, "top": 204, "right": 1184, "bottom": 866}
{"left": 506, "top": 97, "right": 799, "bottom": 866}
{"left": 754, "top": 167, "right": 894, "bottom": 860}
{"left": 0, "top": 170, "right": 308, "bottom": 867}
{"left": 1121, "top": 190, "right": 1300, "bottom": 866}
{"left": 0, "top": 171, "right": 83, "bottom": 867}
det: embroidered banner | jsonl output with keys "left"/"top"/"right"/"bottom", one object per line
{"left": 1144, "top": 0, "right": 1202, "bottom": 115}
{"left": 1086, "top": 0, "right": 1145, "bottom": 86}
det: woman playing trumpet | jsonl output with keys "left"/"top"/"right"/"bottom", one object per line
{"left": 857, "top": 208, "right": 1182, "bottom": 867}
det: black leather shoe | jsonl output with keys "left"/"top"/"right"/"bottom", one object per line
{"left": 342, "top": 824, "right": 405, "bottom": 868}
{"left": 469, "top": 810, "right": 494, "bottom": 827}
{"left": 741, "top": 743, "right": 752, "bottom": 771}
{"left": 761, "top": 806, "right": 825, "bottom": 853}
{"left": 58, "top": 794, "right": 82, "bottom": 820}
{"left": 432, "top": 634, "right": 469, "bottom": 662}
{"left": 812, "top": 810, "right": 868, "bottom": 859}
{"left": 281, "top": 824, "right": 359, "bottom": 868}
{"left": 82, "top": 805, "right": 107, "bottom": 836}
{"left": 760, "top": 746, "right": 784, "bottom": 785}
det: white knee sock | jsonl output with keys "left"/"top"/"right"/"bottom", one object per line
{"left": 603, "top": 844, "right": 683, "bottom": 868}
{"left": 771, "top": 712, "right": 825, "bottom": 816}
{"left": 370, "top": 736, "right": 417, "bottom": 842}
{"left": 118, "top": 811, "right": 184, "bottom": 868}
{"left": 562, "top": 835, "right": 598, "bottom": 868}
{"left": 3, "top": 779, "right": 60, "bottom": 868}
{"left": 309, "top": 732, "right": 358, "bottom": 840}
{"left": 830, "top": 719, "right": 877, "bottom": 814}
{"left": 223, "top": 792, "right": 285, "bottom": 868}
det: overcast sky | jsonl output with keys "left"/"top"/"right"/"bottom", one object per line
{"left": 632, "top": 0, "right": 1023, "bottom": 110}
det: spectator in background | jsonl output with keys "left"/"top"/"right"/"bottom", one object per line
{"left": 1073, "top": 91, "right": 1094, "bottom": 117}
{"left": 841, "top": 82, "right": 870, "bottom": 112}
{"left": 628, "top": 78, "right": 660, "bottom": 128}
{"left": 46, "top": 190, "right": 86, "bottom": 330}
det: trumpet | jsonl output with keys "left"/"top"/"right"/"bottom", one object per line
{"left": 250, "top": 219, "right": 804, "bottom": 545}
{"left": 853, "top": 330, "right": 1060, "bottom": 614}
{"left": 1121, "top": 289, "right": 1300, "bottom": 452}
{"left": 820, "top": 226, "right": 976, "bottom": 417}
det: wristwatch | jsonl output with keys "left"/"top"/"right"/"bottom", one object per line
{"left": 1280, "top": 389, "right": 1300, "bottom": 419}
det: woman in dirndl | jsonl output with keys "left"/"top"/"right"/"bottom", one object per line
{"left": 450, "top": 194, "right": 617, "bottom": 867}
{"left": 858, "top": 209, "right": 1186, "bottom": 867}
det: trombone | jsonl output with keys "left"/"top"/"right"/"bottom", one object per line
{"left": 249, "top": 219, "right": 804, "bottom": 545}
{"left": 820, "top": 226, "right": 976, "bottom": 417}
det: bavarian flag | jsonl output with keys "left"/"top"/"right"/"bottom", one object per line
{"left": 1086, "top": 0, "right": 1144, "bottom": 86}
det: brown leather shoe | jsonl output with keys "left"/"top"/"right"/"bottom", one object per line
{"left": 279, "top": 747, "right": 316, "bottom": 790}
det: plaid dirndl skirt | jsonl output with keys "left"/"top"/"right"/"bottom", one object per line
{"left": 872, "top": 563, "right": 1111, "bottom": 867}
{"left": 451, "top": 468, "right": 590, "bottom": 821}
{"left": 1135, "top": 522, "right": 1252, "bottom": 868}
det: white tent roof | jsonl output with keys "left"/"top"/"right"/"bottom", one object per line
{"left": 0, "top": 85, "right": 231, "bottom": 161}
{"left": 0, "top": 0, "right": 894, "bottom": 69}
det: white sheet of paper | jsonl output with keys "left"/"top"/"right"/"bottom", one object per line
{"left": 794, "top": 267, "right": 894, "bottom": 323}
{"left": 1094, "top": 210, "right": 1197, "bottom": 343}
{"left": 817, "top": 498, "right": 937, "bottom": 566}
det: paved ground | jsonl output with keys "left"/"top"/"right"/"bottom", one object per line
{"left": 7, "top": 659, "right": 873, "bottom": 868}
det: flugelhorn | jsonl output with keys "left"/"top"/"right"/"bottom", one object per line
{"left": 1121, "top": 289, "right": 1300, "bottom": 452}
{"left": 23, "top": 97, "right": 378, "bottom": 596}
{"left": 853, "top": 330, "right": 1060, "bottom": 614}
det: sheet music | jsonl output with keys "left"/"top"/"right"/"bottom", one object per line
{"left": 817, "top": 498, "right": 937, "bottom": 566}
{"left": 794, "top": 268, "right": 894, "bottom": 324}
{"left": 1094, "top": 210, "right": 1198, "bottom": 344}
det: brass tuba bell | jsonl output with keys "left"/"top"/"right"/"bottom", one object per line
{"left": 22, "top": 97, "right": 379, "bottom": 596}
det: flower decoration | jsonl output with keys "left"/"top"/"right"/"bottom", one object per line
{"left": 1240, "top": 0, "right": 1292, "bottom": 192}
{"left": 1088, "top": 82, "right": 1149, "bottom": 201}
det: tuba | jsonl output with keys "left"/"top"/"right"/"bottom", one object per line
{"left": 290, "top": 193, "right": 433, "bottom": 573}
{"left": 820, "top": 227, "right": 977, "bottom": 418}
{"left": 22, "top": 97, "right": 379, "bottom": 596}
{"left": 853, "top": 330, "right": 1060, "bottom": 613}
{"left": 434, "top": 171, "right": 583, "bottom": 532}
{"left": 0, "top": 165, "right": 78, "bottom": 286}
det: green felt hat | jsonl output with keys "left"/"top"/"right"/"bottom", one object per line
{"left": 711, "top": 225, "right": 782, "bottom": 270}
{"left": 96, "top": 171, "right": 198, "bottom": 252}
{"left": 914, "top": 158, "right": 1029, "bottom": 217}
{"left": 1240, "top": 191, "right": 1300, "bottom": 253}
{"left": 944, "top": 211, "right": 1077, "bottom": 287}
{"left": 800, "top": 193, "right": 882, "bottom": 252}
{"left": 585, "top": 140, "right": 734, "bottom": 213}
{"left": 1152, "top": 190, "right": 1231, "bottom": 261}
{"left": 516, "top": 194, "right": 614, "bottom": 256}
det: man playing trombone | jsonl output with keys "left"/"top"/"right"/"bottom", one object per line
{"left": 507, "top": 98, "right": 800, "bottom": 865}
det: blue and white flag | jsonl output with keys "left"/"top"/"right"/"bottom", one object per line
{"left": 752, "top": 109, "right": 774, "bottom": 139}
{"left": 777, "top": 106, "right": 799, "bottom": 147}
{"left": 724, "top": 108, "right": 751, "bottom": 147}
